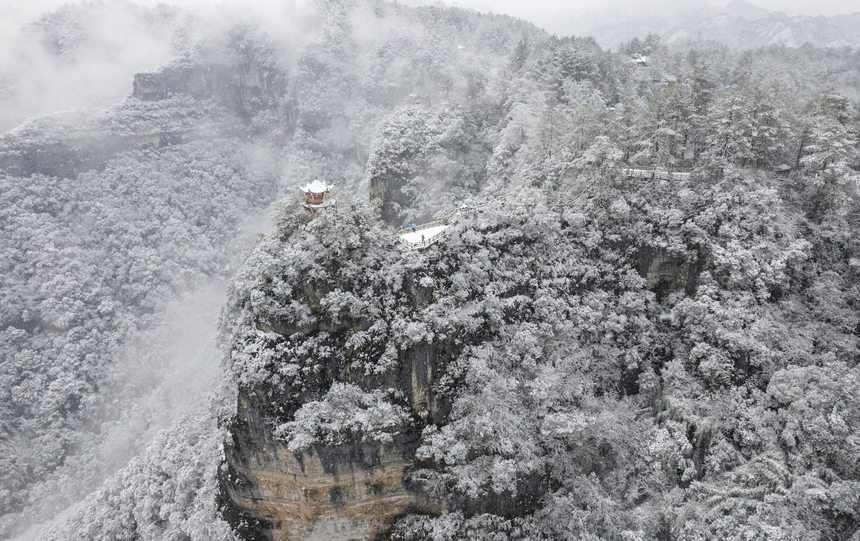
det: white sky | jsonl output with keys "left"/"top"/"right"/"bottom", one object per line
{"left": 1, "top": 0, "right": 857, "bottom": 129}
{"left": 4, "top": 0, "right": 857, "bottom": 30}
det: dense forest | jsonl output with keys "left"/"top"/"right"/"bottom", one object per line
{"left": 1, "top": 0, "right": 858, "bottom": 540}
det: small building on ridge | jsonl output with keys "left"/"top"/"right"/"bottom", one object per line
{"left": 300, "top": 180, "right": 335, "bottom": 217}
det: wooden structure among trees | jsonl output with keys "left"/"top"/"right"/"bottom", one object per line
{"left": 301, "top": 180, "right": 336, "bottom": 216}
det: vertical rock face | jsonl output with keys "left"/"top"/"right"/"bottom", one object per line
{"left": 219, "top": 330, "right": 548, "bottom": 540}
{"left": 132, "top": 72, "right": 170, "bottom": 101}
{"left": 220, "top": 273, "right": 453, "bottom": 540}
{"left": 132, "top": 62, "right": 286, "bottom": 118}
{"left": 217, "top": 212, "right": 557, "bottom": 539}
{"left": 222, "top": 392, "right": 444, "bottom": 541}
{"left": 638, "top": 246, "right": 703, "bottom": 298}
{"left": 369, "top": 173, "right": 409, "bottom": 226}
{"left": 1, "top": 60, "right": 258, "bottom": 179}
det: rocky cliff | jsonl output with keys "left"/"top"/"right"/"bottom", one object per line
{"left": 0, "top": 99, "right": 227, "bottom": 178}
{"left": 215, "top": 173, "right": 751, "bottom": 539}
{"left": 221, "top": 391, "right": 440, "bottom": 541}
{"left": 0, "top": 45, "right": 286, "bottom": 179}
{"left": 216, "top": 197, "right": 557, "bottom": 538}
{"left": 217, "top": 214, "right": 457, "bottom": 538}
{"left": 132, "top": 61, "right": 286, "bottom": 118}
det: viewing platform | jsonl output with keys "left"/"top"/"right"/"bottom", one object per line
{"left": 397, "top": 220, "right": 449, "bottom": 250}
{"left": 622, "top": 168, "right": 691, "bottom": 181}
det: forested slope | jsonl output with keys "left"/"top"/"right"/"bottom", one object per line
{"left": 219, "top": 11, "right": 860, "bottom": 541}
{"left": 1, "top": 0, "right": 858, "bottom": 540}
{"left": 0, "top": 1, "right": 543, "bottom": 539}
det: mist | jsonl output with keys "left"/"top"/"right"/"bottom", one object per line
{"left": 0, "top": 0, "right": 315, "bottom": 132}
{"left": 0, "top": 2, "right": 177, "bottom": 131}
{"left": 441, "top": 0, "right": 860, "bottom": 19}
{"left": 0, "top": 0, "right": 437, "bottom": 535}
{"left": 8, "top": 279, "right": 226, "bottom": 539}
{"left": 2, "top": 0, "right": 857, "bottom": 134}
{"left": 0, "top": 2, "right": 289, "bottom": 534}
{"left": 2, "top": 181, "right": 275, "bottom": 541}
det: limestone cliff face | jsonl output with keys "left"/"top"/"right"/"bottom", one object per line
{"left": 369, "top": 174, "right": 405, "bottom": 226}
{"left": 222, "top": 392, "right": 444, "bottom": 541}
{"left": 219, "top": 247, "right": 557, "bottom": 540}
{"left": 0, "top": 52, "right": 286, "bottom": 178}
{"left": 133, "top": 61, "right": 286, "bottom": 118}
{"left": 0, "top": 58, "right": 267, "bottom": 178}
{"left": 222, "top": 195, "right": 713, "bottom": 539}
{"left": 220, "top": 331, "right": 455, "bottom": 540}
{"left": 220, "top": 267, "right": 455, "bottom": 540}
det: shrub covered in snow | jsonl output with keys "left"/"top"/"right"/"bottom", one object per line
{"left": 274, "top": 383, "right": 412, "bottom": 452}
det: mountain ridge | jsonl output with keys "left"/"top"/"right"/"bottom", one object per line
{"left": 538, "top": 0, "right": 860, "bottom": 49}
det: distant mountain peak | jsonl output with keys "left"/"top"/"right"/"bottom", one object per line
{"left": 722, "top": 0, "right": 773, "bottom": 20}
{"left": 545, "top": 0, "right": 860, "bottom": 50}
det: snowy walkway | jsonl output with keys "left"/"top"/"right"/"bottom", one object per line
{"left": 397, "top": 222, "right": 449, "bottom": 249}
{"left": 622, "top": 168, "right": 691, "bottom": 181}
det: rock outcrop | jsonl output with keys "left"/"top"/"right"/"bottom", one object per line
{"left": 0, "top": 57, "right": 265, "bottom": 178}
{"left": 221, "top": 194, "right": 717, "bottom": 539}
{"left": 638, "top": 246, "right": 703, "bottom": 298}
{"left": 133, "top": 62, "right": 286, "bottom": 118}
{"left": 219, "top": 251, "right": 457, "bottom": 540}
{"left": 220, "top": 327, "right": 456, "bottom": 540}
{"left": 222, "top": 392, "right": 444, "bottom": 541}
{"left": 369, "top": 174, "right": 407, "bottom": 226}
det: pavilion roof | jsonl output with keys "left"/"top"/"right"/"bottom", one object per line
{"left": 300, "top": 180, "right": 332, "bottom": 194}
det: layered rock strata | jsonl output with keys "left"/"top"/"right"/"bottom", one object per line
{"left": 222, "top": 392, "right": 444, "bottom": 541}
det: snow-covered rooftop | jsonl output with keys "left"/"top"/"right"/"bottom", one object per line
{"left": 300, "top": 180, "right": 332, "bottom": 194}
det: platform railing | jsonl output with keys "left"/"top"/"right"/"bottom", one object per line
{"left": 396, "top": 220, "right": 448, "bottom": 249}
{"left": 621, "top": 168, "right": 691, "bottom": 181}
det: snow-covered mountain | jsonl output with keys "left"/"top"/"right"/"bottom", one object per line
{"left": 542, "top": 0, "right": 860, "bottom": 49}
{"left": 2, "top": 1, "right": 860, "bottom": 540}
